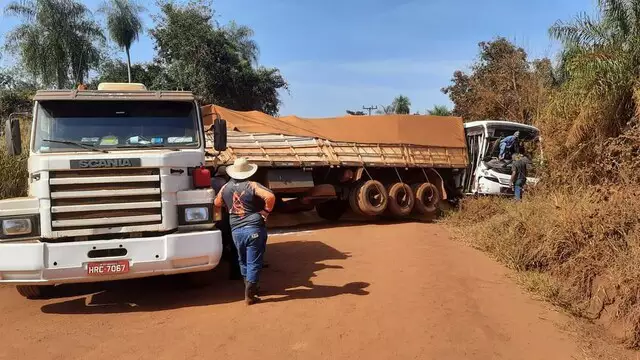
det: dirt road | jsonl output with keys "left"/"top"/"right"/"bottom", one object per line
{"left": 0, "top": 222, "right": 589, "bottom": 360}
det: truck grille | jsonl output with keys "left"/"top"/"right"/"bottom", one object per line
{"left": 49, "top": 168, "right": 162, "bottom": 236}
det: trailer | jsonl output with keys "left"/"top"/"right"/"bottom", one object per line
{"left": 202, "top": 105, "right": 469, "bottom": 220}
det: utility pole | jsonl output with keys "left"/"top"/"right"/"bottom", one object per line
{"left": 362, "top": 105, "right": 377, "bottom": 116}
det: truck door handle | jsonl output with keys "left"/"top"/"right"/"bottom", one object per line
{"left": 171, "top": 168, "right": 184, "bottom": 174}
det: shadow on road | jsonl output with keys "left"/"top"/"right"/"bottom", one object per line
{"left": 40, "top": 240, "right": 370, "bottom": 315}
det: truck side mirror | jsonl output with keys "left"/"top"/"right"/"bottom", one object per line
{"left": 5, "top": 118, "right": 22, "bottom": 156}
{"left": 213, "top": 118, "right": 227, "bottom": 151}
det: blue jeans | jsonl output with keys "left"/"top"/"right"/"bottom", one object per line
{"left": 231, "top": 226, "right": 267, "bottom": 284}
{"left": 514, "top": 179, "right": 525, "bottom": 200}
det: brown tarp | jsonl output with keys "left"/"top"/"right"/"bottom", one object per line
{"left": 201, "top": 105, "right": 466, "bottom": 148}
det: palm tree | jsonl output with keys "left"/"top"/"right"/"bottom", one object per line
{"left": 427, "top": 105, "right": 452, "bottom": 116}
{"left": 549, "top": 0, "right": 640, "bottom": 147}
{"left": 392, "top": 95, "right": 411, "bottom": 114}
{"left": 376, "top": 104, "right": 395, "bottom": 115}
{"left": 5, "top": 0, "right": 104, "bottom": 89}
{"left": 101, "top": 0, "right": 144, "bottom": 83}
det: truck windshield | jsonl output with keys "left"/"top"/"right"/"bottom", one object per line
{"left": 33, "top": 100, "right": 200, "bottom": 153}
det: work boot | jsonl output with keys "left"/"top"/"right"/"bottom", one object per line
{"left": 245, "top": 281, "right": 260, "bottom": 305}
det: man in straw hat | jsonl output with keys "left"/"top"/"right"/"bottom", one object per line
{"left": 214, "top": 157, "right": 275, "bottom": 305}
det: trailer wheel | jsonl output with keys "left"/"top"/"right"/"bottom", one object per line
{"left": 16, "top": 285, "right": 53, "bottom": 300}
{"left": 349, "top": 182, "right": 364, "bottom": 215}
{"left": 353, "top": 180, "right": 388, "bottom": 216}
{"left": 386, "top": 182, "right": 415, "bottom": 218}
{"left": 412, "top": 182, "right": 441, "bottom": 215}
{"left": 316, "top": 200, "right": 348, "bottom": 221}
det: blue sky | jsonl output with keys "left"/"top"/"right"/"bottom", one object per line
{"left": 0, "top": 0, "right": 595, "bottom": 117}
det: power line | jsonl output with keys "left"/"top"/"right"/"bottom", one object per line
{"left": 362, "top": 105, "right": 378, "bottom": 115}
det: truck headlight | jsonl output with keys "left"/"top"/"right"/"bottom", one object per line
{"left": 2, "top": 219, "right": 32, "bottom": 235}
{"left": 0, "top": 216, "right": 39, "bottom": 240}
{"left": 185, "top": 207, "right": 209, "bottom": 222}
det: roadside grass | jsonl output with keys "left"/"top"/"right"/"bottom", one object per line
{"left": 444, "top": 188, "right": 640, "bottom": 348}
{"left": 0, "top": 123, "right": 30, "bottom": 200}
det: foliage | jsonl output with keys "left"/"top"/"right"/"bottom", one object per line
{"left": 100, "top": 0, "right": 145, "bottom": 83}
{"left": 0, "top": 67, "right": 36, "bottom": 118}
{"left": 4, "top": 0, "right": 104, "bottom": 88}
{"left": 149, "top": 0, "right": 287, "bottom": 115}
{"left": 376, "top": 104, "right": 395, "bottom": 115}
{"left": 376, "top": 95, "right": 411, "bottom": 115}
{"left": 537, "top": 0, "right": 640, "bottom": 175}
{"left": 391, "top": 95, "right": 411, "bottom": 114}
{"left": 90, "top": 58, "right": 166, "bottom": 88}
{"left": 442, "top": 38, "right": 553, "bottom": 124}
{"left": 427, "top": 105, "right": 452, "bottom": 116}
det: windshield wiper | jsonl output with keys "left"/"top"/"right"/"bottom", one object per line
{"left": 43, "top": 139, "right": 108, "bottom": 153}
{"left": 116, "top": 144, "right": 180, "bottom": 151}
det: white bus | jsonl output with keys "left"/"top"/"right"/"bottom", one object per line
{"left": 461, "top": 120, "right": 540, "bottom": 196}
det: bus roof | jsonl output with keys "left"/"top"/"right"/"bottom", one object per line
{"left": 464, "top": 120, "right": 539, "bottom": 133}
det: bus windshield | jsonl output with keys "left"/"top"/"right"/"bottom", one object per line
{"left": 33, "top": 100, "right": 200, "bottom": 153}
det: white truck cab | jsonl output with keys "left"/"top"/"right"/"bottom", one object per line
{"left": 462, "top": 120, "right": 541, "bottom": 196}
{"left": 0, "top": 83, "right": 227, "bottom": 299}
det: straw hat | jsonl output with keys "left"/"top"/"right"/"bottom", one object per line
{"left": 226, "top": 157, "right": 258, "bottom": 180}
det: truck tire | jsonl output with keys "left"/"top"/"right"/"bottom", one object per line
{"left": 16, "top": 285, "right": 53, "bottom": 300}
{"left": 412, "top": 182, "right": 441, "bottom": 215}
{"left": 386, "top": 182, "right": 415, "bottom": 218}
{"left": 349, "top": 182, "right": 365, "bottom": 216}
{"left": 353, "top": 180, "right": 388, "bottom": 216}
{"left": 316, "top": 200, "right": 348, "bottom": 221}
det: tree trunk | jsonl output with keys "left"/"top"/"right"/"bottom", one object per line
{"left": 126, "top": 48, "right": 132, "bottom": 83}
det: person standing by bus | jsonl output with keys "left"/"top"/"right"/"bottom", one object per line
{"left": 510, "top": 153, "right": 527, "bottom": 200}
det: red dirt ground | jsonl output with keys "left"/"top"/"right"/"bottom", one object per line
{"left": 0, "top": 222, "right": 621, "bottom": 359}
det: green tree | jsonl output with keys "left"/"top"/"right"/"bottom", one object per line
{"left": 392, "top": 95, "right": 411, "bottom": 114}
{"left": 100, "top": 0, "right": 145, "bottom": 83}
{"left": 223, "top": 21, "right": 259, "bottom": 64}
{"left": 91, "top": 58, "right": 165, "bottom": 89}
{"left": 4, "top": 0, "right": 104, "bottom": 88}
{"left": 149, "top": 1, "right": 287, "bottom": 115}
{"left": 427, "top": 105, "right": 452, "bottom": 116}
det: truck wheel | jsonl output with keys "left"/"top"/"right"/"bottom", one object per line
{"left": 349, "top": 182, "right": 365, "bottom": 216}
{"left": 316, "top": 200, "right": 348, "bottom": 221}
{"left": 386, "top": 182, "right": 415, "bottom": 218}
{"left": 354, "top": 180, "right": 388, "bottom": 216}
{"left": 412, "top": 182, "right": 441, "bottom": 215}
{"left": 16, "top": 285, "right": 53, "bottom": 300}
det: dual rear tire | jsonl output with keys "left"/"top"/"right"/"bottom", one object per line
{"left": 349, "top": 180, "right": 388, "bottom": 216}
{"left": 412, "top": 182, "right": 441, "bottom": 216}
{"left": 316, "top": 179, "right": 444, "bottom": 221}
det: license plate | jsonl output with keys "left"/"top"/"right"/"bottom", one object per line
{"left": 86, "top": 260, "right": 130, "bottom": 276}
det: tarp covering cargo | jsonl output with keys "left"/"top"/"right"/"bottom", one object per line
{"left": 202, "top": 105, "right": 466, "bottom": 148}
{"left": 202, "top": 105, "right": 468, "bottom": 168}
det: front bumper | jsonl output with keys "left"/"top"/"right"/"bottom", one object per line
{"left": 0, "top": 230, "right": 223, "bottom": 285}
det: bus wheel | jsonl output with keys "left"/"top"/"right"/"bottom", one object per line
{"left": 386, "top": 182, "right": 415, "bottom": 218}
{"left": 316, "top": 200, "right": 348, "bottom": 221}
{"left": 353, "top": 180, "right": 388, "bottom": 216}
{"left": 412, "top": 182, "right": 441, "bottom": 215}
